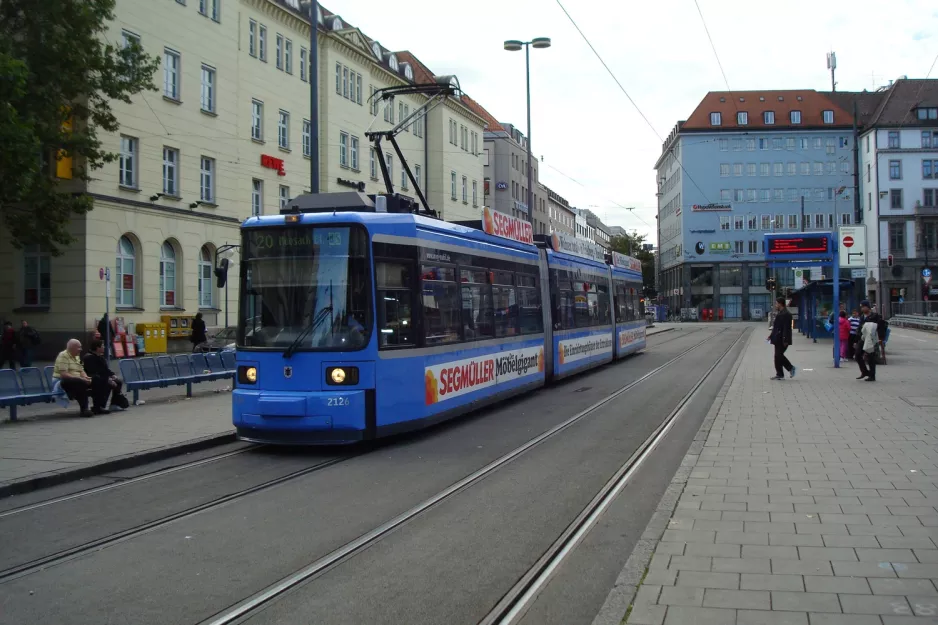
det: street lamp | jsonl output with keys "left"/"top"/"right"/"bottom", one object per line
{"left": 504, "top": 37, "right": 551, "bottom": 229}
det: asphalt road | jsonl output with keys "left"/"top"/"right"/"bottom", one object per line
{"left": 0, "top": 325, "right": 743, "bottom": 625}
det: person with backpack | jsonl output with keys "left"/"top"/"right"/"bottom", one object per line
{"left": 17, "top": 320, "right": 40, "bottom": 367}
{"left": 855, "top": 300, "right": 886, "bottom": 381}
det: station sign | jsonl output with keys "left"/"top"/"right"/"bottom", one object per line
{"left": 549, "top": 232, "right": 605, "bottom": 262}
{"left": 768, "top": 235, "right": 829, "bottom": 255}
{"left": 482, "top": 206, "right": 533, "bottom": 245}
{"left": 691, "top": 203, "right": 732, "bottom": 212}
{"left": 838, "top": 225, "right": 867, "bottom": 268}
{"left": 611, "top": 251, "right": 642, "bottom": 273}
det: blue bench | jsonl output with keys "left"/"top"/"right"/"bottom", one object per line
{"left": 0, "top": 366, "right": 68, "bottom": 422}
{"left": 118, "top": 353, "right": 235, "bottom": 404}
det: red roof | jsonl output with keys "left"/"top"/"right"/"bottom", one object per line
{"left": 459, "top": 95, "right": 503, "bottom": 132}
{"left": 683, "top": 90, "right": 854, "bottom": 130}
{"left": 396, "top": 51, "right": 436, "bottom": 85}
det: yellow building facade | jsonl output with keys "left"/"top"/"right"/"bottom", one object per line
{"left": 0, "top": 0, "right": 484, "bottom": 357}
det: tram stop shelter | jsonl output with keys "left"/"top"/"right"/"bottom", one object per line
{"left": 794, "top": 278, "right": 858, "bottom": 343}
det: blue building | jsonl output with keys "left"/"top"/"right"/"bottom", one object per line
{"left": 655, "top": 90, "right": 860, "bottom": 320}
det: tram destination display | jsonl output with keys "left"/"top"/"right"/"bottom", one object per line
{"left": 767, "top": 235, "right": 830, "bottom": 255}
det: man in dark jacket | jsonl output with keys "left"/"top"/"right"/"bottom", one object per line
{"left": 83, "top": 339, "right": 126, "bottom": 414}
{"left": 854, "top": 300, "right": 886, "bottom": 380}
{"left": 768, "top": 297, "right": 796, "bottom": 380}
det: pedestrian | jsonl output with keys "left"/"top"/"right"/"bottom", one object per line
{"left": 83, "top": 339, "right": 129, "bottom": 413}
{"left": 855, "top": 300, "right": 885, "bottom": 382}
{"left": 847, "top": 309, "right": 860, "bottom": 359}
{"left": 0, "top": 321, "right": 16, "bottom": 369}
{"left": 52, "top": 339, "right": 93, "bottom": 418}
{"left": 190, "top": 312, "right": 208, "bottom": 352}
{"left": 838, "top": 310, "right": 850, "bottom": 359}
{"left": 768, "top": 296, "right": 796, "bottom": 380}
{"left": 17, "top": 320, "right": 40, "bottom": 367}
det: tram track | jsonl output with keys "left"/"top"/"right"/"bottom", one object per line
{"left": 195, "top": 327, "right": 731, "bottom": 625}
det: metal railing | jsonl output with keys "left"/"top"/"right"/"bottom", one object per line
{"left": 890, "top": 301, "right": 938, "bottom": 317}
{"left": 889, "top": 314, "right": 938, "bottom": 332}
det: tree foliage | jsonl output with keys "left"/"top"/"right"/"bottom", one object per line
{"left": 610, "top": 233, "right": 656, "bottom": 287}
{"left": 0, "top": 0, "right": 159, "bottom": 255}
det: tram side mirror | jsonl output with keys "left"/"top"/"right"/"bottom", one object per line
{"left": 215, "top": 258, "right": 230, "bottom": 288}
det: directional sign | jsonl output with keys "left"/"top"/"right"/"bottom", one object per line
{"left": 851, "top": 269, "right": 865, "bottom": 279}
{"left": 839, "top": 225, "right": 866, "bottom": 268}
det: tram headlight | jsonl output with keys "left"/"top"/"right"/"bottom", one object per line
{"left": 326, "top": 366, "right": 359, "bottom": 385}
{"left": 238, "top": 366, "right": 257, "bottom": 384}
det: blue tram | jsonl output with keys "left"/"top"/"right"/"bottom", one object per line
{"left": 229, "top": 193, "right": 645, "bottom": 445}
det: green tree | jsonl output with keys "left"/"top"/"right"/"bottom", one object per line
{"left": 610, "top": 233, "right": 656, "bottom": 288}
{"left": 0, "top": 0, "right": 159, "bottom": 255}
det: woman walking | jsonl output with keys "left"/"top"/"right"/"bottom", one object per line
{"left": 190, "top": 313, "right": 208, "bottom": 352}
{"left": 838, "top": 310, "right": 850, "bottom": 359}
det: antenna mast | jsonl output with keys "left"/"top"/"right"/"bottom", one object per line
{"left": 826, "top": 51, "right": 837, "bottom": 92}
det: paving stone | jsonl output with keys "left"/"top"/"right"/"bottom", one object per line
{"left": 703, "top": 588, "right": 769, "bottom": 610}
{"left": 723, "top": 511, "right": 772, "bottom": 522}
{"left": 771, "top": 591, "right": 841, "bottom": 613}
{"left": 770, "top": 559, "right": 833, "bottom": 576}
{"left": 893, "top": 562, "right": 938, "bottom": 578}
{"left": 820, "top": 534, "right": 880, "bottom": 548}
{"left": 655, "top": 542, "right": 687, "bottom": 556}
{"left": 831, "top": 560, "right": 898, "bottom": 577}
{"left": 745, "top": 522, "right": 797, "bottom": 534}
{"left": 877, "top": 536, "right": 936, "bottom": 549}
{"left": 642, "top": 568, "right": 677, "bottom": 586}
{"left": 796, "top": 546, "right": 857, "bottom": 561}
{"left": 661, "top": 529, "right": 716, "bottom": 544}
{"left": 855, "top": 548, "right": 917, "bottom": 562}
{"left": 716, "top": 531, "right": 770, "bottom": 545}
{"left": 735, "top": 610, "right": 808, "bottom": 625}
{"left": 914, "top": 549, "right": 938, "bottom": 563}
{"left": 663, "top": 606, "right": 737, "bottom": 625}
{"left": 769, "top": 533, "right": 824, "bottom": 547}
{"left": 840, "top": 593, "right": 911, "bottom": 614}
{"left": 633, "top": 584, "right": 662, "bottom": 606}
{"left": 668, "top": 556, "right": 713, "bottom": 572}
{"left": 742, "top": 545, "right": 797, "bottom": 560}
{"left": 868, "top": 577, "right": 938, "bottom": 596}
{"left": 740, "top": 573, "right": 804, "bottom": 591}
{"left": 625, "top": 604, "right": 666, "bottom": 625}
{"left": 803, "top": 575, "right": 871, "bottom": 595}
{"left": 712, "top": 558, "right": 771, "bottom": 574}
{"left": 685, "top": 543, "right": 741, "bottom": 558}
{"left": 657, "top": 585, "right": 703, "bottom": 607}
{"left": 807, "top": 615, "right": 882, "bottom": 625}
{"left": 676, "top": 571, "right": 740, "bottom": 590}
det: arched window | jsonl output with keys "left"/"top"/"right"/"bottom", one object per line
{"left": 160, "top": 241, "right": 176, "bottom": 306}
{"left": 116, "top": 236, "right": 136, "bottom": 307}
{"left": 198, "top": 245, "right": 214, "bottom": 308}
{"left": 388, "top": 53, "right": 398, "bottom": 72}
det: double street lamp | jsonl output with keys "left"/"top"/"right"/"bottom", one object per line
{"left": 504, "top": 37, "right": 551, "bottom": 229}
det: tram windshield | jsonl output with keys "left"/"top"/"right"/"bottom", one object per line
{"left": 238, "top": 225, "right": 370, "bottom": 351}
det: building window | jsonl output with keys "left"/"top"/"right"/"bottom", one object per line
{"left": 822, "top": 110, "right": 834, "bottom": 124}
{"left": 764, "top": 111, "right": 775, "bottom": 125}
{"left": 840, "top": 212, "right": 852, "bottom": 225}
{"left": 451, "top": 171, "right": 457, "bottom": 200}
{"left": 890, "top": 189, "right": 903, "bottom": 210}
{"left": 761, "top": 163, "right": 770, "bottom": 176}
{"left": 22, "top": 245, "right": 50, "bottom": 307}
{"left": 198, "top": 0, "right": 220, "bottom": 21}
{"left": 747, "top": 163, "right": 756, "bottom": 177}
{"left": 718, "top": 138, "right": 728, "bottom": 151}
{"left": 734, "top": 163, "right": 742, "bottom": 176}
{"left": 252, "top": 179, "right": 262, "bottom": 216}
{"left": 720, "top": 189, "right": 730, "bottom": 201}
{"left": 788, "top": 214, "right": 798, "bottom": 229}
{"left": 279, "top": 185, "right": 289, "bottom": 209}
{"left": 300, "top": 47, "right": 307, "bottom": 81}
{"left": 462, "top": 176, "right": 468, "bottom": 202}
{"left": 401, "top": 167, "right": 408, "bottom": 190}
{"left": 917, "top": 107, "right": 938, "bottom": 120}
{"left": 813, "top": 162, "right": 823, "bottom": 176}
{"left": 924, "top": 189, "right": 935, "bottom": 208}
{"left": 159, "top": 241, "right": 177, "bottom": 307}
{"left": 116, "top": 236, "right": 136, "bottom": 307}
{"left": 472, "top": 180, "right": 478, "bottom": 207}
{"left": 888, "top": 131, "right": 900, "bottom": 149}
{"left": 284, "top": 39, "right": 292, "bottom": 74}
{"left": 710, "top": 112, "right": 721, "bottom": 126}
{"left": 278, "top": 110, "right": 289, "bottom": 149}
{"left": 302, "top": 119, "right": 311, "bottom": 157}
{"left": 747, "top": 215, "right": 757, "bottom": 229}
{"left": 162, "top": 147, "right": 179, "bottom": 196}
{"left": 346, "top": 135, "right": 357, "bottom": 170}
{"left": 258, "top": 25, "right": 267, "bottom": 62}
{"left": 200, "top": 65, "right": 215, "bottom": 113}
{"left": 370, "top": 148, "right": 377, "bottom": 179}
{"left": 737, "top": 111, "right": 748, "bottom": 125}
{"left": 119, "top": 135, "right": 137, "bottom": 188}
{"left": 343, "top": 67, "right": 349, "bottom": 98}
{"left": 774, "top": 162, "right": 783, "bottom": 176}
{"left": 275, "top": 34, "right": 283, "bottom": 69}
{"left": 720, "top": 215, "right": 730, "bottom": 230}
{"left": 339, "top": 131, "right": 348, "bottom": 167}
{"left": 889, "top": 160, "right": 902, "bottom": 180}
{"left": 790, "top": 110, "right": 802, "bottom": 124}
{"left": 720, "top": 163, "right": 730, "bottom": 177}
{"left": 385, "top": 152, "right": 393, "bottom": 183}
{"left": 760, "top": 189, "right": 770, "bottom": 202}
{"left": 248, "top": 20, "right": 257, "bottom": 57}
{"left": 251, "top": 100, "right": 263, "bottom": 140}
{"left": 200, "top": 156, "right": 214, "bottom": 202}
{"left": 199, "top": 246, "right": 214, "bottom": 308}
{"left": 336, "top": 63, "right": 341, "bottom": 94}
{"left": 163, "top": 48, "right": 180, "bottom": 99}
{"left": 889, "top": 221, "right": 905, "bottom": 252}
{"left": 761, "top": 214, "right": 771, "bottom": 229}
{"left": 924, "top": 160, "right": 936, "bottom": 179}
{"left": 415, "top": 164, "right": 421, "bottom": 190}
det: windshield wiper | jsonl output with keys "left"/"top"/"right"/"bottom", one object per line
{"left": 283, "top": 306, "right": 333, "bottom": 359}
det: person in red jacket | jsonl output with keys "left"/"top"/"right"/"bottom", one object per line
{"left": 838, "top": 310, "right": 850, "bottom": 358}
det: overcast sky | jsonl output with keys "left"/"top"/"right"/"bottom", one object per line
{"left": 326, "top": 0, "right": 938, "bottom": 243}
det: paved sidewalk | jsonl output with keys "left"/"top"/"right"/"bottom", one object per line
{"left": 615, "top": 325, "right": 938, "bottom": 625}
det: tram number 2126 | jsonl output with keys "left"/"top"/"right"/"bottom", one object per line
{"left": 327, "top": 396, "right": 351, "bottom": 407}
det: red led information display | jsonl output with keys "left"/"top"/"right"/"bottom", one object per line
{"left": 767, "top": 236, "right": 829, "bottom": 255}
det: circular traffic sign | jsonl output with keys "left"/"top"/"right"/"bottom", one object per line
{"left": 843, "top": 236, "right": 854, "bottom": 248}
{"left": 924, "top": 268, "right": 932, "bottom": 278}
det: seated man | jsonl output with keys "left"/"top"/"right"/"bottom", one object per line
{"left": 83, "top": 339, "right": 128, "bottom": 413}
{"left": 53, "top": 339, "right": 93, "bottom": 418}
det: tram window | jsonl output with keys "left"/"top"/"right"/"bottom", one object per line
{"left": 421, "top": 264, "right": 461, "bottom": 345}
{"left": 375, "top": 261, "right": 415, "bottom": 348}
{"left": 493, "top": 284, "right": 517, "bottom": 337}
{"left": 614, "top": 282, "right": 628, "bottom": 323}
{"left": 460, "top": 268, "right": 495, "bottom": 340}
{"left": 596, "top": 283, "right": 611, "bottom": 325}
{"left": 517, "top": 273, "right": 536, "bottom": 289}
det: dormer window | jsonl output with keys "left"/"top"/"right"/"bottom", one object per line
{"left": 317, "top": 6, "right": 323, "bottom": 23}
{"left": 403, "top": 64, "right": 414, "bottom": 80}
{"left": 763, "top": 111, "right": 775, "bottom": 125}
{"left": 388, "top": 54, "right": 398, "bottom": 71}
{"left": 737, "top": 111, "right": 748, "bottom": 125}
{"left": 371, "top": 42, "right": 382, "bottom": 60}
{"left": 917, "top": 107, "right": 938, "bottom": 120}
{"left": 790, "top": 110, "right": 802, "bottom": 124}
{"left": 329, "top": 16, "right": 343, "bottom": 30}
{"left": 823, "top": 110, "right": 834, "bottom": 124}
{"left": 710, "top": 112, "right": 722, "bottom": 126}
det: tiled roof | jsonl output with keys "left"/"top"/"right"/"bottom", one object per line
{"left": 396, "top": 51, "right": 435, "bottom": 85}
{"left": 822, "top": 91, "right": 885, "bottom": 127}
{"left": 682, "top": 90, "right": 854, "bottom": 130}
{"left": 866, "top": 78, "right": 938, "bottom": 126}
{"left": 459, "top": 95, "right": 503, "bottom": 132}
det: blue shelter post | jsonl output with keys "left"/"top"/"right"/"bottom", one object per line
{"left": 833, "top": 241, "right": 840, "bottom": 367}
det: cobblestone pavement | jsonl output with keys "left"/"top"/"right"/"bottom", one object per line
{"left": 624, "top": 325, "right": 938, "bottom": 625}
